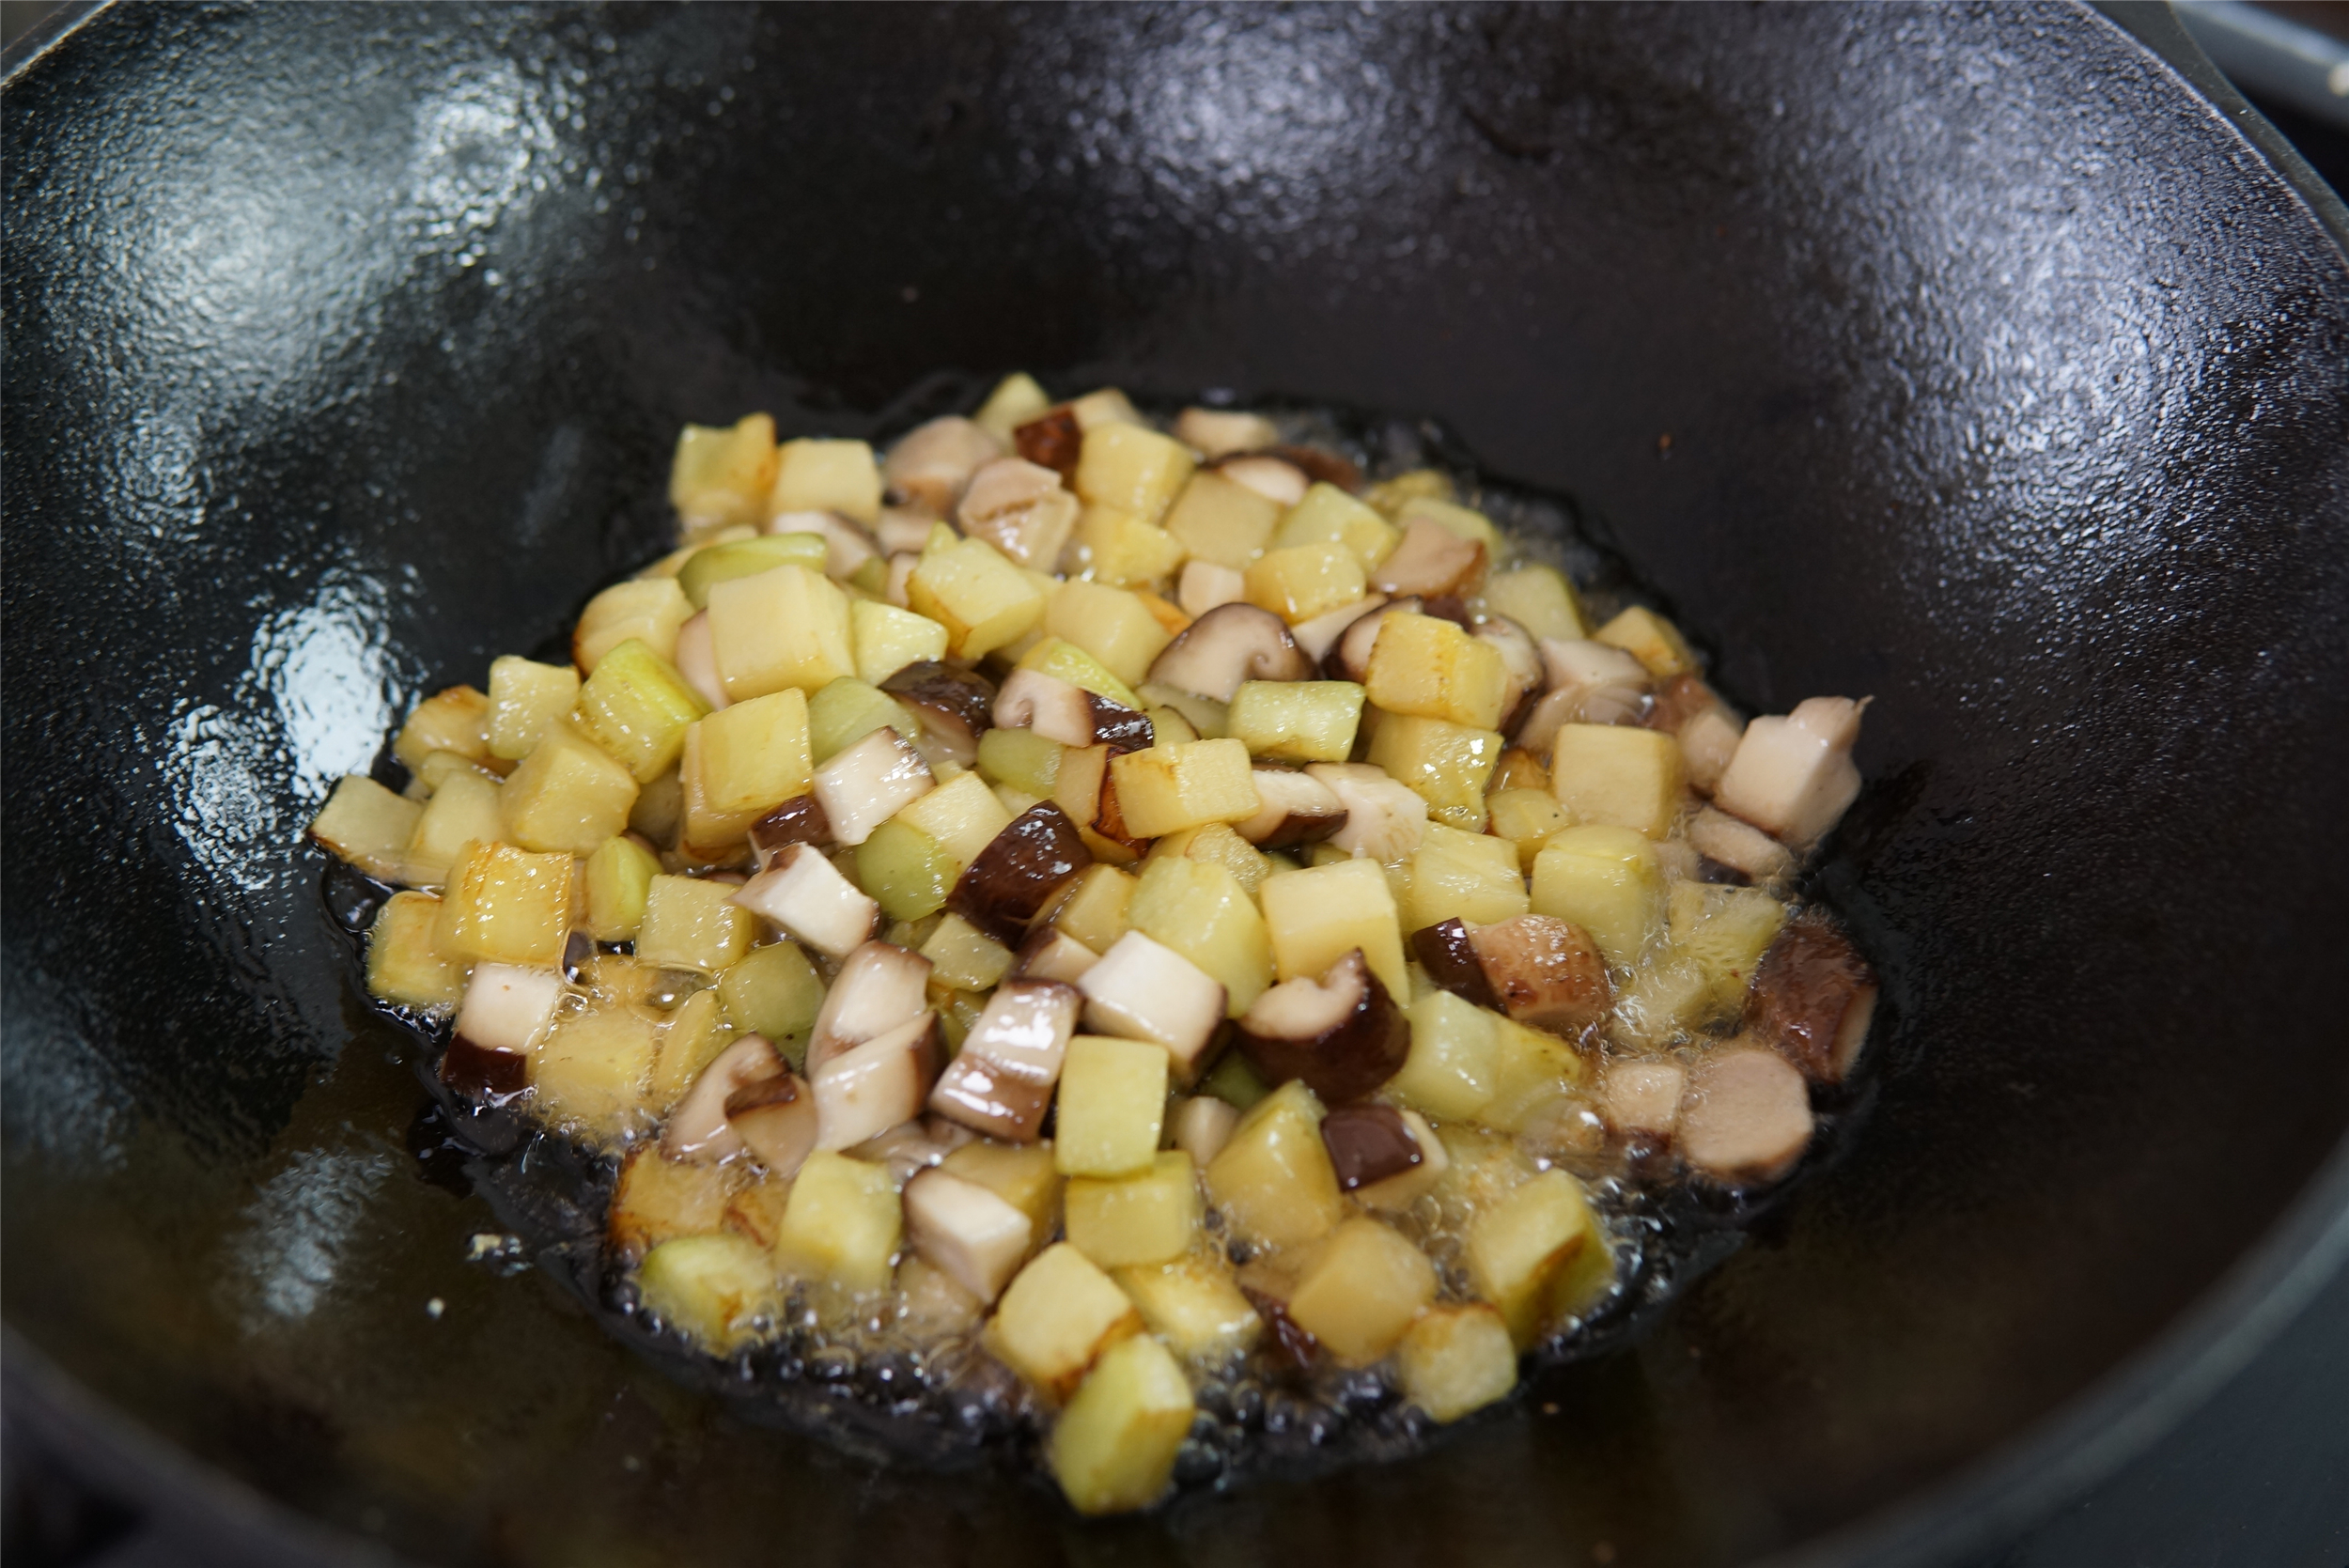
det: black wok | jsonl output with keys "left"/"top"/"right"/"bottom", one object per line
{"left": 6, "top": 5, "right": 2347, "bottom": 1565}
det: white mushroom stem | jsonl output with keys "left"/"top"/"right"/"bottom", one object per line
{"left": 808, "top": 940, "right": 934, "bottom": 1071}
{"left": 1688, "top": 806, "right": 1797, "bottom": 883}
{"left": 769, "top": 510, "right": 881, "bottom": 581}
{"left": 1538, "top": 638, "right": 1653, "bottom": 725}
{"left": 1145, "top": 602, "right": 1313, "bottom": 702}
{"left": 883, "top": 551, "right": 921, "bottom": 608}
{"left": 957, "top": 457, "right": 1080, "bottom": 568}
{"left": 1597, "top": 1059, "right": 1688, "bottom": 1140}
{"left": 1177, "top": 559, "right": 1248, "bottom": 620}
{"left": 1304, "top": 762, "right": 1427, "bottom": 863}
{"left": 928, "top": 980, "right": 1082, "bottom": 1141}
{"left": 1288, "top": 594, "right": 1388, "bottom": 663}
{"left": 1370, "top": 517, "right": 1486, "bottom": 598}
{"left": 1174, "top": 407, "right": 1279, "bottom": 459}
{"left": 1076, "top": 931, "right": 1228, "bottom": 1083}
{"left": 1170, "top": 1095, "right": 1241, "bottom": 1166}
{"left": 725, "top": 1069, "right": 819, "bottom": 1179}
{"left": 812, "top": 1013, "right": 941, "bottom": 1151}
{"left": 902, "top": 1168, "right": 1034, "bottom": 1304}
{"left": 1679, "top": 707, "right": 1745, "bottom": 795}
{"left": 1216, "top": 454, "right": 1310, "bottom": 506}
{"left": 1013, "top": 928, "right": 1100, "bottom": 985}
{"left": 663, "top": 1033, "right": 786, "bottom": 1163}
{"left": 875, "top": 506, "right": 941, "bottom": 556}
{"left": 455, "top": 964, "right": 566, "bottom": 1053}
{"left": 1713, "top": 696, "right": 1869, "bottom": 848}
{"left": 730, "top": 842, "right": 879, "bottom": 960}
{"left": 673, "top": 612, "right": 730, "bottom": 710}
{"left": 1678, "top": 1048, "right": 1813, "bottom": 1184}
{"left": 883, "top": 416, "right": 1003, "bottom": 516}
{"left": 811, "top": 725, "right": 934, "bottom": 846}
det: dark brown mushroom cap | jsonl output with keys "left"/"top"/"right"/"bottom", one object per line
{"left": 1233, "top": 949, "right": 1408, "bottom": 1104}
{"left": 1240, "top": 1286, "right": 1319, "bottom": 1370}
{"left": 1146, "top": 602, "right": 1313, "bottom": 702}
{"left": 883, "top": 661, "right": 999, "bottom": 763}
{"left": 749, "top": 793, "right": 833, "bottom": 866}
{"left": 1408, "top": 918, "right": 1502, "bottom": 1012}
{"left": 1088, "top": 695, "right": 1157, "bottom": 754}
{"left": 443, "top": 1037, "right": 528, "bottom": 1099}
{"left": 1745, "top": 913, "right": 1878, "bottom": 1084}
{"left": 1465, "top": 915, "right": 1611, "bottom": 1036}
{"left": 947, "top": 801, "right": 1096, "bottom": 945}
{"left": 1319, "top": 1104, "right": 1424, "bottom": 1191}
{"left": 1013, "top": 407, "right": 1082, "bottom": 478}
{"left": 1269, "top": 443, "right": 1362, "bottom": 493}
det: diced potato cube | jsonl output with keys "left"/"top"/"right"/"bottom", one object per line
{"left": 773, "top": 1150, "right": 902, "bottom": 1295}
{"left": 670, "top": 413, "right": 780, "bottom": 533}
{"left": 1481, "top": 565, "right": 1588, "bottom": 643}
{"left": 1074, "top": 422, "right": 1196, "bottom": 525}
{"left": 849, "top": 599, "right": 949, "bottom": 687}
{"left": 366, "top": 891, "right": 464, "bottom": 1009}
{"left": 1227, "top": 680, "right": 1364, "bottom": 765}
{"left": 941, "top": 1140, "right": 1064, "bottom": 1239}
{"left": 1113, "top": 1254, "right": 1263, "bottom": 1363}
{"left": 1258, "top": 858, "right": 1408, "bottom": 1000}
{"left": 854, "top": 819, "right": 956, "bottom": 922}
{"left": 974, "top": 372, "right": 1051, "bottom": 444}
{"left": 1164, "top": 471, "right": 1282, "bottom": 570}
{"left": 770, "top": 437, "right": 881, "bottom": 523}
{"left": 1066, "top": 387, "right": 1144, "bottom": 430}
{"left": 1055, "top": 1036, "right": 1170, "bottom": 1177}
{"left": 1145, "top": 821, "right": 1270, "bottom": 900}
{"left": 1272, "top": 482, "right": 1399, "bottom": 569}
{"left": 638, "top": 1233, "right": 782, "bottom": 1354}
{"left": 1486, "top": 787, "right": 1569, "bottom": 872}
{"left": 1069, "top": 505, "right": 1185, "bottom": 588}
{"left": 610, "top": 1147, "right": 749, "bottom": 1260}
{"left": 1284, "top": 1216, "right": 1439, "bottom": 1365}
{"left": 897, "top": 1253, "right": 987, "bottom": 1339}
{"left": 1529, "top": 825, "right": 1664, "bottom": 968}
{"left": 487, "top": 656, "right": 582, "bottom": 762}
{"left": 575, "top": 577, "right": 692, "bottom": 673}
{"left": 1465, "top": 1169, "right": 1598, "bottom": 1344}
{"left": 985, "top": 1242, "right": 1143, "bottom": 1399}
{"left": 919, "top": 912, "right": 1016, "bottom": 992}
{"left": 1365, "top": 613, "right": 1508, "bottom": 731}
{"left": 310, "top": 774, "right": 424, "bottom": 881}
{"left": 1549, "top": 724, "right": 1686, "bottom": 839}
{"left": 395, "top": 685, "right": 493, "bottom": 772}
{"left": 1595, "top": 605, "right": 1696, "bottom": 679}
{"left": 697, "top": 689, "right": 814, "bottom": 820}
{"left": 635, "top": 874, "right": 756, "bottom": 973}
{"left": 435, "top": 840, "right": 574, "bottom": 967}
{"left": 909, "top": 536, "right": 1048, "bottom": 660}
{"left": 1066, "top": 1151, "right": 1200, "bottom": 1270}
{"left": 1203, "top": 1079, "right": 1344, "bottom": 1248}
{"left": 1046, "top": 580, "right": 1174, "bottom": 688}
{"left": 718, "top": 939, "right": 825, "bottom": 1040}
{"left": 1108, "top": 737, "right": 1260, "bottom": 839}
{"left": 652, "top": 988, "right": 736, "bottom": 1110}
{"left": 708, "top": 564, "right": 856, "bottom": 701}
{"left": 501, "top": 724, "right": 639, "bottom": 856}
{"left": 1244, "top": 542, "right": 1367, "bottom": 624}
{"left": 1047, "top": 862, "right": 1137, "bottom": 953}
{"left": 578, "top": 637, "right": 709, "bottom": 784}
{"left": 977, "top": 725, "right": 1063, "bottom": 797}
{"left": 1480, "top": 1017, "right": 1589, "bottom": 1133}
{"left": 1128, "top": 855, "right": 1271, "bottom": 1016}
{"left": 1396, "top": 1304, "right": 1517, "bottom": 1422}
{"left": 1390, "top": 988, "right": 1501, "bottom": 1121}
{"left": 893, "top": 770, "right": 1014, "bottom": 869}
{"left": 1369, "top": 714, "right": 1505, "bottom": 831}
{"left": 1669, "top": 882, "right": 1791, "bottom": 1017}
{"left": 405, "top": 769, "right": 503, "bottom": 884}
{"left": 532, "top": 1004, "right": 661, "bottom": 1142}
{"left": 583, "top": 834, "right": 661, "bottom": 943}
{"left": 1403, "top": 822, "right": 1531, "bottom": 932}
{"left": 1048, "top": 1334, "right": 1195, "bottom": 1515}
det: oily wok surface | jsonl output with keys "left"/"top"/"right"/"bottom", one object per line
{"left": 5, "top": 5, "right": 2348, "bottom": 1565}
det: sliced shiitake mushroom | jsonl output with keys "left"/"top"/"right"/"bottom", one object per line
{"left": 731, "top": 841, "right": 878, "bottom": 960}
{"left": 903, "top": 1167, "right": 1034, "bottom": 1303}
{"left": 883, "top": 660, "right": 998, "bottom": 767}
{"left": 1371, "top": 517, "right": 1486, "bottom": 599}
{"left": 1176, "top": 559, "right": 1248, "bottom": 620}
{"left": 442, "top": 1037, "right": 529, "bottom": 1099}
{"left": 724, "top": 1068, "right": 818, "bottom": 1179}
{"left": 664, "top": 1033, "right": 786, "bottom": 1163}
{"left": 1745, "top": 913, "right": 1877, "bottom": 1085}
{"left": 673, "top": 611, "right": 729, "bottom": 710}
{"left": 1012, "top": 407, "right": 1083, "bottom": 478}
{"left": 1145, "top": 603, "right": 1313, "bottom": 703}
{"left": 770, "top": 511, "right": 881, "bottom": 581}
{"left": 1688, "top": 806, "right": 1796, "bottom": 884}
{"left": 1170, "top": 1094, "right": 1240, "bottom": 1165}
{"left": 1465, "top": 914, "right": 1611, "bottom": 1036}
{"left": 946, "top": 802, "right": 1095, "bottom": 945}
{"left": 1475, "top": 615, "right": 1545, "bottom": 737}
{"left": 1597, "top": 1058, "right": 1687, "bottom": 1141}
{"left": 1233, "top": 767, "right": 1349, "bottom": 848}
{"left": 1012, "top": 925, "right": 1100, "bottom": 985}
{"left": 811, "top": 726, "right": 934, "bottom": 847}
{"left": 1233, "top": 949, "right": 1408, "bottom": 1103}
{"left": 1678, "top": 1048, "right": 1813, "bottom": 1184}
{"left": 1213, "top": 453, "right": 1311, "bottom": 507}
{"left": 1077, "top": 932, "right": 1228, "bottom": 1082}
{"left": 807, "top": 940, "right": 933, "bottom": 1071}
{"left": 1408, "top": 917, "right": 1502, "bottom": 1012}
{"left": 1537, "top": 638, "right": 1653, "bottom": 727}
{"left": 928, "top": 979, "right": 1082, "bottom": 1141}
{"left": 1325, "top": 597, "right": 1421, "bottom": 683}
{"left": 1174, "top": 407, "right": 1277, "bottom": 459}
{"left": 883, "top": 415, "right": 1002, "bottom": 515}
{"left": 1270, "top": 443, "right": 1361, "bottom": 493}
{"left": 957, "top": 457, "right": 1080, "bottom": 567}
{"left": 1318, "top": 1103, "right": 1423, "bottom": 1190}
{"left": 813, "top": 1012, "right": 943, "bottom": 1152}
{"left": 992, "top": 668, "right": 1155, "bottom": 752}
{"left": 1289, "top": 593, "right": 1387, "bottom": 664}
{"left": 748, "top": 793, "right": 832, "bottom": 867}
{"left": 1304, "top": 762, "right": 1426, "bottom": 862}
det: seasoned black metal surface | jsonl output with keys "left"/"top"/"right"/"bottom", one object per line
{"left": 5, "top": 6, "right": 2346, "bottom": 1566}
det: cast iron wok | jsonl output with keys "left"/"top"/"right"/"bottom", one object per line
{"left": 5, "top": 4, "right": 2347, "bottom": 1564}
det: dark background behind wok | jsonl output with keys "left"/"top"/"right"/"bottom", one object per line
{"left": 5, "top": 5, "right": 2348, "bottom": 1566}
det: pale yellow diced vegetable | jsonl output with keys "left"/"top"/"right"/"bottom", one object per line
{"left": 1284, "top": 1216, "right": 1438, "bottom": 1366}
{"left": 583, "top": 833, "right": 661, "bottom": 943}
{"left": 1396, "top": 1304, "right": 1517, "bottom": 1422}
{"left": 1066, "top": 1151, "right": 1200, "bottom": 1269}
{"left": 1227, "top": 679, "right": 1364, "bottom": 765}
{"left": 1070, "top": 505, "right": 1185, "bottom": 587}
{"left": 985, "top": 1242, "right": 1143, "bottom": 1399}
{"left": 638, "top": 1233, "right": 782, "bottom": 1354}
{"left": 1044, "top": 580, "right": 1173, "bottom": 689}
{"left": 487, "top": 655, "right": 583, "bottom": 761}
{"left": 532, "top": 1005, "right": 661, "bottom": 1143}
{"left": 774, "top": 1150, "right": 902, "bottom": 1295}
{"left": 405, "top": 768, "right": 503, "bottom": 884}
{"left": 634, "top": 873, "right": 756, "bottom": 973}
{"left": 365, "top": 891, "right": 464, "bottom": 1009}
{"left": 1549, "top": 723, "right": 1685, "bottom": 839}
{"left": 1128, "top": 854, "right": 1272, "bottom": 1015}
{"left": 1403, "top": 821, "right": 1532, "bottom": 931}
{"left": 849, "top": 598, "right": 950, "bottom": 687}
{"left": 973, "top": 372, "right": 1052, "bottom": 445}
{"left": 1364, "top": 613, "right": 1508, "bottom": 731}
{"left": 1243, "top": 542, "right": 1367, "bottom": 625}
{"left": 1143, "top": 821, "right": 1271, "bottom": 900}
{"left": 1108, "top": 737, "right": 1260, "bottom": 838}
{"left": 578, "top": 637, "right": 709, "bottom": 784}
{"left": 1112, "top": 1254, "right": 1262, "bottom": 1363}
{"left": 1368, "top": 714, "right": 1505, "bottom": 831}
{"left": 708, "top": 564, "right": 856, "bottom": 701}
{"left": 669, "top": 413, "right": 780, "bottom": 536}
{"left": 1529, "top": 824, "right": 1664, "bottom": 968}
{"left": 1074, "top": 422, "right": 1196, "bottom": 526}
{"left": 1202, "top": 1079, "right": 1343, "bottom": 1248}
{"left": 395, "top": 685, "right": 494, "bottom": 772}
{"left": 1465, "top": 1169, "right": 1598, "bottom": 1344}
{"left": 1481, "top": 565, "right": 1588, "bottom": 643}
{"left": 1258, "top": 858, "right": 1408, "bottom": 1000}
{"left": 1055, "top": 1035, "right": 1170, "bottom": 1177}
{"left": 1388, "top": 989, "right": 1500, "bottom": 1123}
{"left": 1163, "top": 471, "right": 1283, "bottom": 570}
{"left": 500, "top": 723, "right": 639, "bottom": 856}
{"left": 1048, "top": 1333, "right": 1195, "bottom": 1515}
{"left": 893, "top": 770, "right": 1014, "bottom": 869}
{"left": 908, "top": 536, "right": 1049, "bottom": 660}
{"left": 1594, "top": 604, "right": 1696, "bottom": 679}
{"left": 770, "top": 437, "right": 881, "bottom": 524}
{"left": 919, "top": 912, "right": 1016, "bottom": 992}
{"left": 309, "top": 774, "right": 425, "bottom": 882}
{"left": 1486, "top": 787, "right": 1569, "bottom": 872}
{"left": 1272, "top": 482, "right": 1399, "bottom": 569}
{"left": 434, "top": 840, "right": 575, "bottom": 967}
{"left": 1048, "top": 863, "right": 1138, "bottom": 954}
{"left": 695, "top": 687, "right": 814, "bottom": 819}
{"left": 574, "top": 577, "right": 692, "bottom": 674}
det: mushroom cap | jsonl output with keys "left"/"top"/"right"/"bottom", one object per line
{"left": 1234, "top": 949, "right": 1408, "bottom": 1103}
{"left": 883, "top": 660, "right": 999, "bottom": 764}
{"left": 947, "top": 802, "right": 1096, "bottom": 945}
{"left": 1146, "top": 602, "right": 1313, "bottom": 703}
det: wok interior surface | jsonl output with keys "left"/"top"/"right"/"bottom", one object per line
{"left": 6, "top": 5, "right": 2348, "bottom": 1564}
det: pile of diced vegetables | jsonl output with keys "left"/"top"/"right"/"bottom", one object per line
{"left": 310, "top": 375, "right": 1877, "bottom": 1515}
